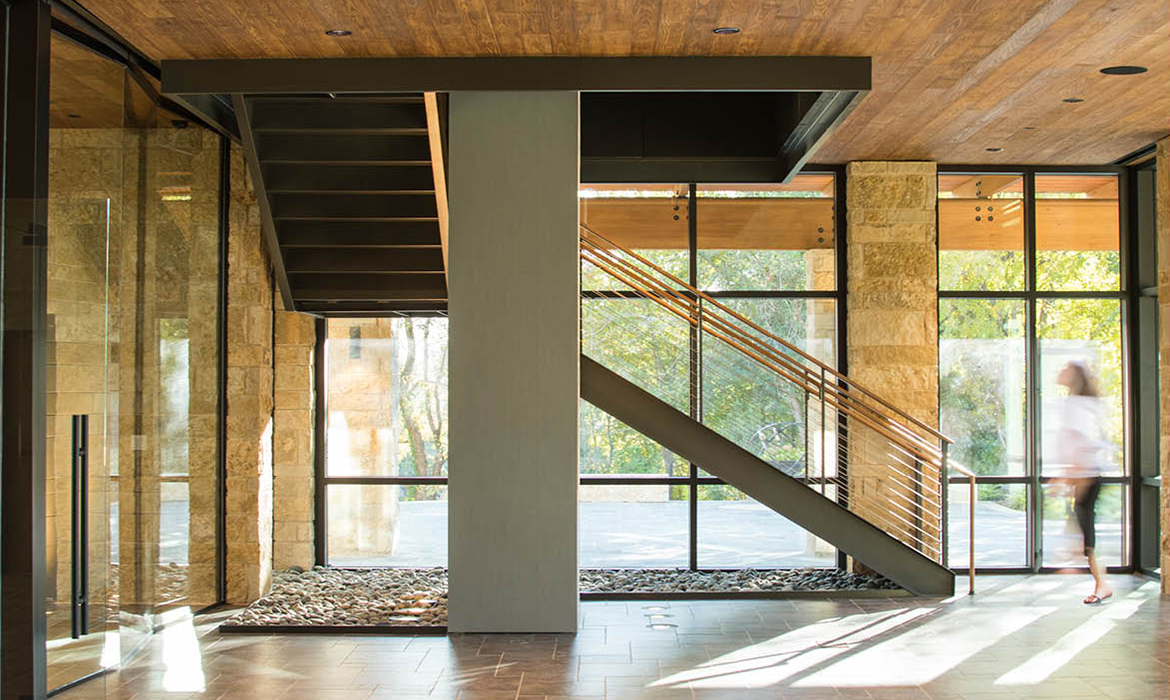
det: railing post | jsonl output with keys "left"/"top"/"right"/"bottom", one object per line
{"left": 940, "top": 441, "right": 949, "bottom": 570}
{"left": 819, "top": 368, "right": 826, "bottom": 497}
{"left": 969, "top": 472, "right": 975, "bottom": 595}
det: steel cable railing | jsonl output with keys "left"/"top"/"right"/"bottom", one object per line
{"left": 580, "top": 224, "right": 962, "bottom": 571}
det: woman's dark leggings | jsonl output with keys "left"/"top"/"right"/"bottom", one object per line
{"left": 1074, "top": 477, "right": 1102, "bottom": 555}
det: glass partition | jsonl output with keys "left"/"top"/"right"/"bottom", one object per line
{"left": 44, "top": 33, "right": 223, "bottom": 691}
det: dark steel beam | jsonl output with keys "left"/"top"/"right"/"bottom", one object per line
{"left": 581, "top": 157, "right": 786, "bottom": 184}
{"left": 163, "top": 56, "right": 872, "bottom": 95}
{"left": 297, "top": 301, "right": 448, "bottom": 315}
{"left": 270, "top": 193, "right": 438, "bottom": 220}
{"left": 780, "top": 90, "right": 867, "bottom": 182}
{"left": 170, "top": 93, "right": 240, "bottom": 141}
{"left": 232, "top": 94, "right": 296, "bottom": 310}
{"left": 263, "top": 163, "right": 435, "bottom": 193}
{"left": 1, "top": 2, "right": 51, "bottom": 697}
{"left": 278, "top": 220, "right": 441, "bottom": 247}
{"left": 289, "top": 272, "right": 447, "bottom": 301}
{"left": 283, "top": 247, "right": 444, "bottom": 274}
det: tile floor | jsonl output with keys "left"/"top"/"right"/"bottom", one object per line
{"left": 56, "top": 575, "right": 1168, "bottom": 700}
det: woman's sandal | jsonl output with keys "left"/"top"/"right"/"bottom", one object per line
{"left": 1083, "top": 592, "right": 1113, "bottom": 605}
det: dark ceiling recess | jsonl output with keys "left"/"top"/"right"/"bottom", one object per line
{"left": 580, "top": 90, "right": 865, "bottom": 183}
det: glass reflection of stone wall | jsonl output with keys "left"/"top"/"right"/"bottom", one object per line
{"left": 116, "top": 124, "right": 221, "bottom": 615}
{"left": 45, "top": 121, "right": 221, "bottom": 628}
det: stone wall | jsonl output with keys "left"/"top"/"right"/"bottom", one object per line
{"left": 225, "top": 144, "right": 275, "bottom": 604}
{"left": 845, "top": 161, "right": 941, "bottom": 556}
{"left": 273, "top": 300, "right": 316, "bottom": 571}
{"left": 1157, "top": 137, "right": 1169, "bottom": 594}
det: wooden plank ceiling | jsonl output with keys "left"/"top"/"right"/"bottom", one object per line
{"left": 78, "top": 0, "right": 1168, "bottom": 164}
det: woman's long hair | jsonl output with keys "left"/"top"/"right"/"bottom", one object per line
{"left": 1066, "top": 362, "right": 1099, "bottom": 398}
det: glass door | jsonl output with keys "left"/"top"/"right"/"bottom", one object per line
{"left": 43, "top": 32, "right": 124, "bottom": 693}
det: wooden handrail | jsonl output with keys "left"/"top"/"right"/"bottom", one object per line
{"left": 582, "top": 239, "right": 946, "bottom": 461}
{"left": 581, "top": 224, "right": 954, "bottom": 446}
{"left": 582, "top": 239, "right": 947, "bottom": 464}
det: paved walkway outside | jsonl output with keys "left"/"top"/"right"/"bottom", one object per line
{"left": 55, "top": 574, "right": 1168, "bottom": 700}
{"left": 331, "top": 501, "right": 1121, "bottom": 570}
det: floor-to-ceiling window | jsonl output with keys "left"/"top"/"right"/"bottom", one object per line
{"left": 938, "top": 170, "right": 1128, "bottom": 572}
{"left": 579, "top": 174, "right": 842, "bottom": 569}
{"left": 321, "top": 317, "right": 448, "bottom": 567}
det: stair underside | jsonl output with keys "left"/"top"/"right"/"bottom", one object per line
{"left": 580, "top": 354, "right": 955, "bottom": 596}
{"left": 242, "top": 94, "right": 447, "bottom": 316}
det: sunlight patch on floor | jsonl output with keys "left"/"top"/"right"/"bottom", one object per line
{"left": 996, "top": 586, "right": 1153, "bottom": 686}
{"left": 161, "top": 610, "right": 205, "bottom": 692}
{"left": 793, "top": 604, "right": 1057, "bottom": 687}
{"left": 653, "top": 607, "right": 935, "bottom": 690}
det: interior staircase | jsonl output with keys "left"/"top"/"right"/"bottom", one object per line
{"left": 234, "top": 92, "right": 447, "bottom": 316}
{"left": 579, "top": 225, "right": 956, "bottom": 595}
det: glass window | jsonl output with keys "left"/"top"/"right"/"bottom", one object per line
{"left": 580, "top": 183, "right": 689, "bottom": 290}
{"left": 1041, "top": 483, "right": 1125, "bottom": 568}
{"left": 948, "top": 483, "right": 1028, "bottom": 568}
{"left": 1037, "top": 299, "right": 1124, "bottom": 477}
{"left": 579, "top": 485, "right": 687, "bottom": 568}
{"left": 327, "top": 485, "right": 448, "bottom": 567}
{"left": 697, "top": 485, "right": 835, "bottom": 568}
{"left": 326, "top": 318, "right": 448, "bottom": 478}
{"left": 1035, "top": 174, "right": 1120, "bottom": 292}
{"left": 939, "top": 299, "right": 1027, "bottom": 477}
{"left": 323, "top": 317, "right": 448, "bottom": 566}
{"left": 697, "top": 176, "right": 836, "bottom": 292}
{"left": 580, "top": 403, "right": 687, "bottom": 477}
{"left": 701, "top": 298, "right": 835, "bottom": 474}
{"left": 581, "top": 298, "right": 690, "bottom": 413}
{"left": 938, "top": 174, "right": 1024, "bottom": 291}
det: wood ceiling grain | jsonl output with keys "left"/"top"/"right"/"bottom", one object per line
{"left": 78, "top": 0, "right": 1170, "bottom": 164}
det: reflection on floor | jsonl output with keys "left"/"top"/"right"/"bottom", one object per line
{"left": 55, "top": 575, "right": 1167, "bottom": 700}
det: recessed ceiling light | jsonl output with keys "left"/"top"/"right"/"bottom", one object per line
{"left": 67, "top": 113, "right": 81, "bottom": 118}
{"left": 713, "top": 26, "right": 740, "bottom": 35}
{"left": 986, "top": 147, "right": 1002, "bottom": 152}
{"left": 325, "top": 29, "right": 352, "bottom": 37}
{"left": 1062, "top": 97, "right": 1084, "bottom": 103}
{"left": 1100, "top": 65, "right": 1147, "bottom": 75}
{"left": 1021, "top": 126, "right": 1037, "bottom": 130}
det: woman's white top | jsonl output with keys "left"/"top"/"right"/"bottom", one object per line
{"left": 1056, "top": 395, "right": 1105, "bottom": 477}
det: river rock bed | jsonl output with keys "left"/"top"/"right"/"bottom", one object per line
{"left": 221, "top": 567, "right": 899, "bottom": 629}
{"left": 221, "top": 567, "right": 448, "bottom": 628}
{"left": 579, "top": 568, "right": 899, "bottom": 594}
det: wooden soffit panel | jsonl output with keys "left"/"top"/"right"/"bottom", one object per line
{"left": 81, "top": 0, "right": 1169, "bottom": 164}
{"left": 581, "top": 196, "right": 1118, "bottom": 251}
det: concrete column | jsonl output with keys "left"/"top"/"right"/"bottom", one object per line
{"left": 1156, "top": 137, "right": 1169, "bottom": 593}
{"left": 447, "top": 91, "right": 579, "bottom": 633}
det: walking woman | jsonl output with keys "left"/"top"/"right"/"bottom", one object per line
{"left": 1055, "top": 361, "right": 1112, "bottom": 604}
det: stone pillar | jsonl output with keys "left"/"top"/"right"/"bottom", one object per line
{"left": 225, "top": 145, "right": 275, "bottom": 603}
{"left": 273, "top": 301, "right": 316, "bottom": 571}
{"left": 448, "top": 91, "right": 579, "bottom": 633}
{"left": 845, "top": 161, "right": 940, "bottom": 553}
{"left": 1157, "top": 137, "right": 1169, "bottom": 594}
